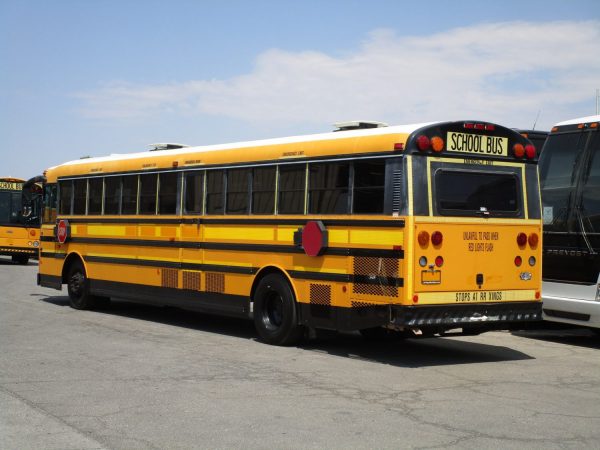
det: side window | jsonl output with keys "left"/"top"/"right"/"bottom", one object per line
{"left": 226, "top": 168, "right": 250, "bottom": 214}
{"left": 121, "top": 175, "right": 138, "bottom": 215}
{"left": 73, "top": 179, "right": 87, "bottom": 215}
{"left": 353, "top": 160, "right": 385, "bottom": 214}
{"left": 278, "top": 165, "right": 306, "bottom": 214}
{"left": 581, "top": 133, "right": 600, "bottom": 232}
{"left": 252, "top": 167, "right": 276, "bottom": 215}
{"left": 104, "top": 177, "right": 121, "bottom": 215}
{"left": 43, "top": 183, "right": 57, "bottom": 224}
{"left": 139, "top": 174, "right": 157, "bottom": 215}
{"left": 59, "top": 180, "right": 73, "bottom": 215}
{"left": 309, "top": 162, "right": 350, "bottom": 214}
{"left": 158, "top": 172, "right": 178, "bottom": 215}
{"left": 184, "top": 172, "right": 204, "bottom": 214}
{"left": 88, "top": 178, "right": 103, "bottom": 215}
{"left": 206, "top": 170, "right": 224, "bottom": 214}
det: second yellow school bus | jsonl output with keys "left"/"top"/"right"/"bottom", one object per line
{"left": 37, "top": 120, "right": 542, "bottom": 344}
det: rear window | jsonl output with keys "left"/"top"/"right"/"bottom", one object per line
{"left": 435, "top": 170, "right": 519, "bottom": 216}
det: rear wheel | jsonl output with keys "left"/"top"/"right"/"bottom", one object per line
{"left": 253, "top": 274, "right": 303, "bottom": 346}
{"left": 66, "top": 261, "right": 98, "bottom": 310}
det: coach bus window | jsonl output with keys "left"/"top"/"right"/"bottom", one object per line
{"left": 59, "top": 180, "right": 72, "bottom": 215}
{"left": 581, "top": 135, "right": 600, "bottom": 232}
{"left": 121, "top": 175, "right": 138, "bottom": 215}
{"left": 252, "top": 167, "right": 276, "bottom": 214}
{"left": 88, "top": 178, "right": 103, "bottom": 215}
{"left": 206, "top": 170, "right": 224, "bottom": 214}
{"left": 73, "top": 179, "right": 87, "bottom": 215}
{"left": 539, "top": 132, "right": 583, "bottom": 231}
{"left": 104, "top": 177, "right": 121, "bottom": 215}
{"left": 278, "top": 165, "right": 306, "bottom": 214}
{"left": 158, "top": 172, "right": 178, "bottom": 215}
{"left": 226, "top": 168, "right": 250, "bottom": 214}
{"left": 436, "top": 170, "right": 518, "bottom": 216}
{"left": 184, "top": 172, "right": 204, "bottom": 214}
{"left": 353, "top": 160, "right": 385, "bottom": 214}
{"left": 43, "top": 184, "right": 57, "bottom": 223}
{"left": 309, "top": 162, "right": 350, "bottom": 214}
{"left": 139, "top": 174, "right": 158, "bottom": 215}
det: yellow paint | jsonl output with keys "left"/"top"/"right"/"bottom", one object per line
{"left": 348, "top": 229, "right": 403, "bottom": 246}
{"left": 88, "top": 225, "right": 127, "bottom": 236}
{"left": 205, "top": 226, "right": 275, "bottom": 241}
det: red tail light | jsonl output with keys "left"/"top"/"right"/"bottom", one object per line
{"left": 517, "top": 232, "right": 527, "bottom": 246}
{"left": 431, "top": 231, "right": 443, "bottom": 246}
{"left": 435, "top": 256, "right": 444, "bottom": 267}
{"left": 513, "top": 143, "right": 525, "bottom": 158}
{"left": 528, "top": 233, "right": 539, "bottom": 248}
{"left": 525, "top": 144, "right": 536, "bottom": 159}
{"left": 416, "top": 135, "right": 430, "bottom": 151}
{"left": 418, "top": 231, "right": 430, "bottom": 246}
{"left": 514, "top": 256, "right": 522, "bottom": 266}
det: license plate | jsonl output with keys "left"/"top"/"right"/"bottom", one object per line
{"left": 446, "top": 132, "right": 508, "bottom": 156}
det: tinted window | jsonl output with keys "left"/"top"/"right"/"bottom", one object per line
{"left": 226, "top": 168, "right": 250, "bottom": 214}
{"left": 206, "top": 171, "right": 224, "bottom": 214}
{"left": 139, "top": 174, "right": 157, "bottom": 215}
{"left": 185, "top": 172, "right": 204, "bottom": 214}
{"left": 121, "top": 175, "right": 138, "bottom": 214}
{"left": 436, "top": 170, "right": 519, "bottom": 215}
{"left": 73, "top": 179, "right": 87, "bottom": 215}
{"left": 59, "top": 180, "right": 72, "bottom": 215}
{"left": 353, "top": 160, "right": 385, "bottom": 214}
{"left": 252, "top": 167, "right": 276, "bottom": 215}
{"left": 539, "top": 132, "right": 585, "bottom": 231}
{"left": 43, "top": 183, "right": 57, "bottom": 224}
{"left": 104, "top": 177, "right": 121, "bottom": 215}
{"left": 278, "top": 165, "right": 305, "bottom": 214}
{"left": 581, "top": 132, "right": 600, "bottom": 232}
{"left": 309, "top": 162, "right": 349, "bottom": 214}
{"left": 88, "top": 178, "right": 103, "bottom": 215}
{"left": 158, "top": 172, "right": 178, "bottom": 215}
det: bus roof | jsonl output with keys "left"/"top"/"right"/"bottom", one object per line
{"left": 555, "top": 115, "right": 600, "bottom": 126}
{"left": 0, "top": 177, "right": 25, "bottom": 183}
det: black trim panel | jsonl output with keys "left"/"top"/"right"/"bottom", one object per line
{"left": 39, "top": 274, "right": 62, "bottom": 290}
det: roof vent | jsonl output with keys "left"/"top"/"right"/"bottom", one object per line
{"left": 333, "top": 121, "right": 388, "bottom": 132}
{"left": 149, "top": 143, "right": 190, "bottom": 151}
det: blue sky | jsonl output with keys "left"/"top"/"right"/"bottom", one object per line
{"left": 1, "top": 0, "right": 599, "bottom": 178}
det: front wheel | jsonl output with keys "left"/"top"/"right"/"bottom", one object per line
{"left": 253, "top": 274, "right": 303, "bottom": 346}
{"left": 66, "top": 261, "right": 98, "bottom": 310}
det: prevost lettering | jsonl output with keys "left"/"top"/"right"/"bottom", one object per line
{"left": 446, "top": 132, "right": 507, "bottom": 156}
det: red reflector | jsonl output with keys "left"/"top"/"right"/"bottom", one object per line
{"left": 435, "top": 256, "right": 444, "bottom": 267}
{"left": 535, "top": 291, "right": 541, "bottom": 299}
{"left": 172, "top": 161, "right": 179, "bottom": 167}
{"left": 525, "top": 144, "right": 536, "bottom": 159}
{"left": 513, "top": 143, "right": 525, "bottom": 158}
{"left": 412, "top": 295, "right": 419, "bottom": 303}
{"left": 485, "top": 124, "right": 495, "bottom": 131}
{"left": 464, "top": 123, "right": 474, "bottom": 129}
{"left": 30, "top": 230, "right": 36, "bottom": 237}
{"left": 515, "top": 256, "right": 522, "bottom": 266}
{"left": 394, "top": 142, "right": 404, "bottom": 151}
{"left": 474, "top": 123, "right": 484, "bottom": 130}
{"left": 431, "top": 231, "right": 443, "bottom": 246}
{"left": 517, "top": 232, "right": 527, "bottom": 246}
{"left": 416, "top": 135, "right": 430, "bottom": 151}
{"left": 418, "top": 231, "right": 429, "bottom": 246}
{"left": 528, "top": 233, "right": 539, "bottom": 248}
{"left": 393, "top": 245, "right": 403, "bottom": 251}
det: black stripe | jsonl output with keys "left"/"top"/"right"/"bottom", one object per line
{"left": 42, "top": 236, "right": 403, "bottom": 259}
{"left": 288, "top": 270, "right": 351, "bottom": 282}
{"left": 40, "top": 251, "right": 66, "bottom": 259}
{"left": 59, "top": 217, "right": 405, "bottom": 227}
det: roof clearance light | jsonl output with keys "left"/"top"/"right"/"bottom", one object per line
{"left": 525, "top": 144, "right": 536, "bottom": 159}
{"left": 394, "top": 142, "right": 404, "bottom": 151}
{"left": 551, "top": 126, "right": 559, "bottom": 132}
{"left": 591, "top": 122, "right": 598, "bottom": 129}
{"left": 485, "top": 124, "right": 495, "bottom": 131}
{"left": 464, "top": 123, "right": 474, "bottom": 129}
{"left": 517, "top": 232, "right": 527, "bottom": 247}
{"left": 431, "top": 231, "right": 443, "bottom": 246}
{"left": 513, "top": 143, "right": 525, "bottom": 158}
{"left": 474, "top": 123, "right": 485, "bottom": 130}
{"left": 430, "top": 136, "right": 444, "bottom": 152}
{"left": 416, "top": 135, "right": 431, "bottom": 151}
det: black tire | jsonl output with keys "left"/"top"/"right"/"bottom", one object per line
{"left": 12, "top": 254, "right": 29, "bottom": 265}
{"left": 253, "top": 274, "right": 303, "bottom": 346}
{"left": 66, "top": 261, "right": 97, "bottom": 310}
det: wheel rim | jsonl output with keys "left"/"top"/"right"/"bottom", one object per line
{"left": 262, "top": 290, "right": 284, "bottom": 331}
{"left": 69, "top": 271, "right": 84, "bottom": 299}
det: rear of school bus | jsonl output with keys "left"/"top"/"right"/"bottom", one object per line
{"left": 392, "top": 121, "right": 543, "bottom": 335}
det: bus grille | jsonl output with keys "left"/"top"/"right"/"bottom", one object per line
{"left": 353, "top": 257, "right": 399, "bottom": 297}
{"left": 206, "top": 272, "right": 225, "bottom": 293}
{"left": 310, "top": 283, "right": 331, "bottom": 306}
{"left": 182, "top": 271, "right": 201, "bottom": 291}
{"left": 161, "top": 269, "right": 179, "bottom": 289}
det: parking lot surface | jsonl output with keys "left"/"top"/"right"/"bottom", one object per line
{"left": 2, "top": 261, "right": 600, "bottom": 449}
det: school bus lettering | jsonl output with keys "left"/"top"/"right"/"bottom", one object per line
{"left": 447, "top": 132, "right": 508, "bottom": 156}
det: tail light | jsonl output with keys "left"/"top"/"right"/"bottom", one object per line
{"left": 416, "top": 135, "right": 430, "bottom": 151}
{"left": 431, "top": 231, "right": 443, "bottom": 246}
{"left": 514, "top": 256, "right": 522, "bottom": 266}
{"left": 435, "top": 256, "right": 444, "bottom": 267}
{"left": 431, "top": 136, "right": 444, "bottom": 152}
{"left": 513, "top": 143, "right": 525, "bottom": 158}
{"left": 525, "top": 144, "right": 536, "bottom": 159}
{"left": 517, "top": 232, "right": 527, "bottom": 247}
{"left": 418, "top": 231, "right": 430, "bottom": 246}
{"left": 528, "top": 233, "right": 539, "bottom": 248}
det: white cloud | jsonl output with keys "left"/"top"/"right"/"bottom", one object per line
{"left": 76, "top": 20, "right": 600, "bottom": 130}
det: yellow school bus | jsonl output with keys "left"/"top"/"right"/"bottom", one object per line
{"left": 0, "top": 177, "right": 41, "bottom": 264}
{"left": 37, "top": 120, "right": 542, "bottom": 345}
